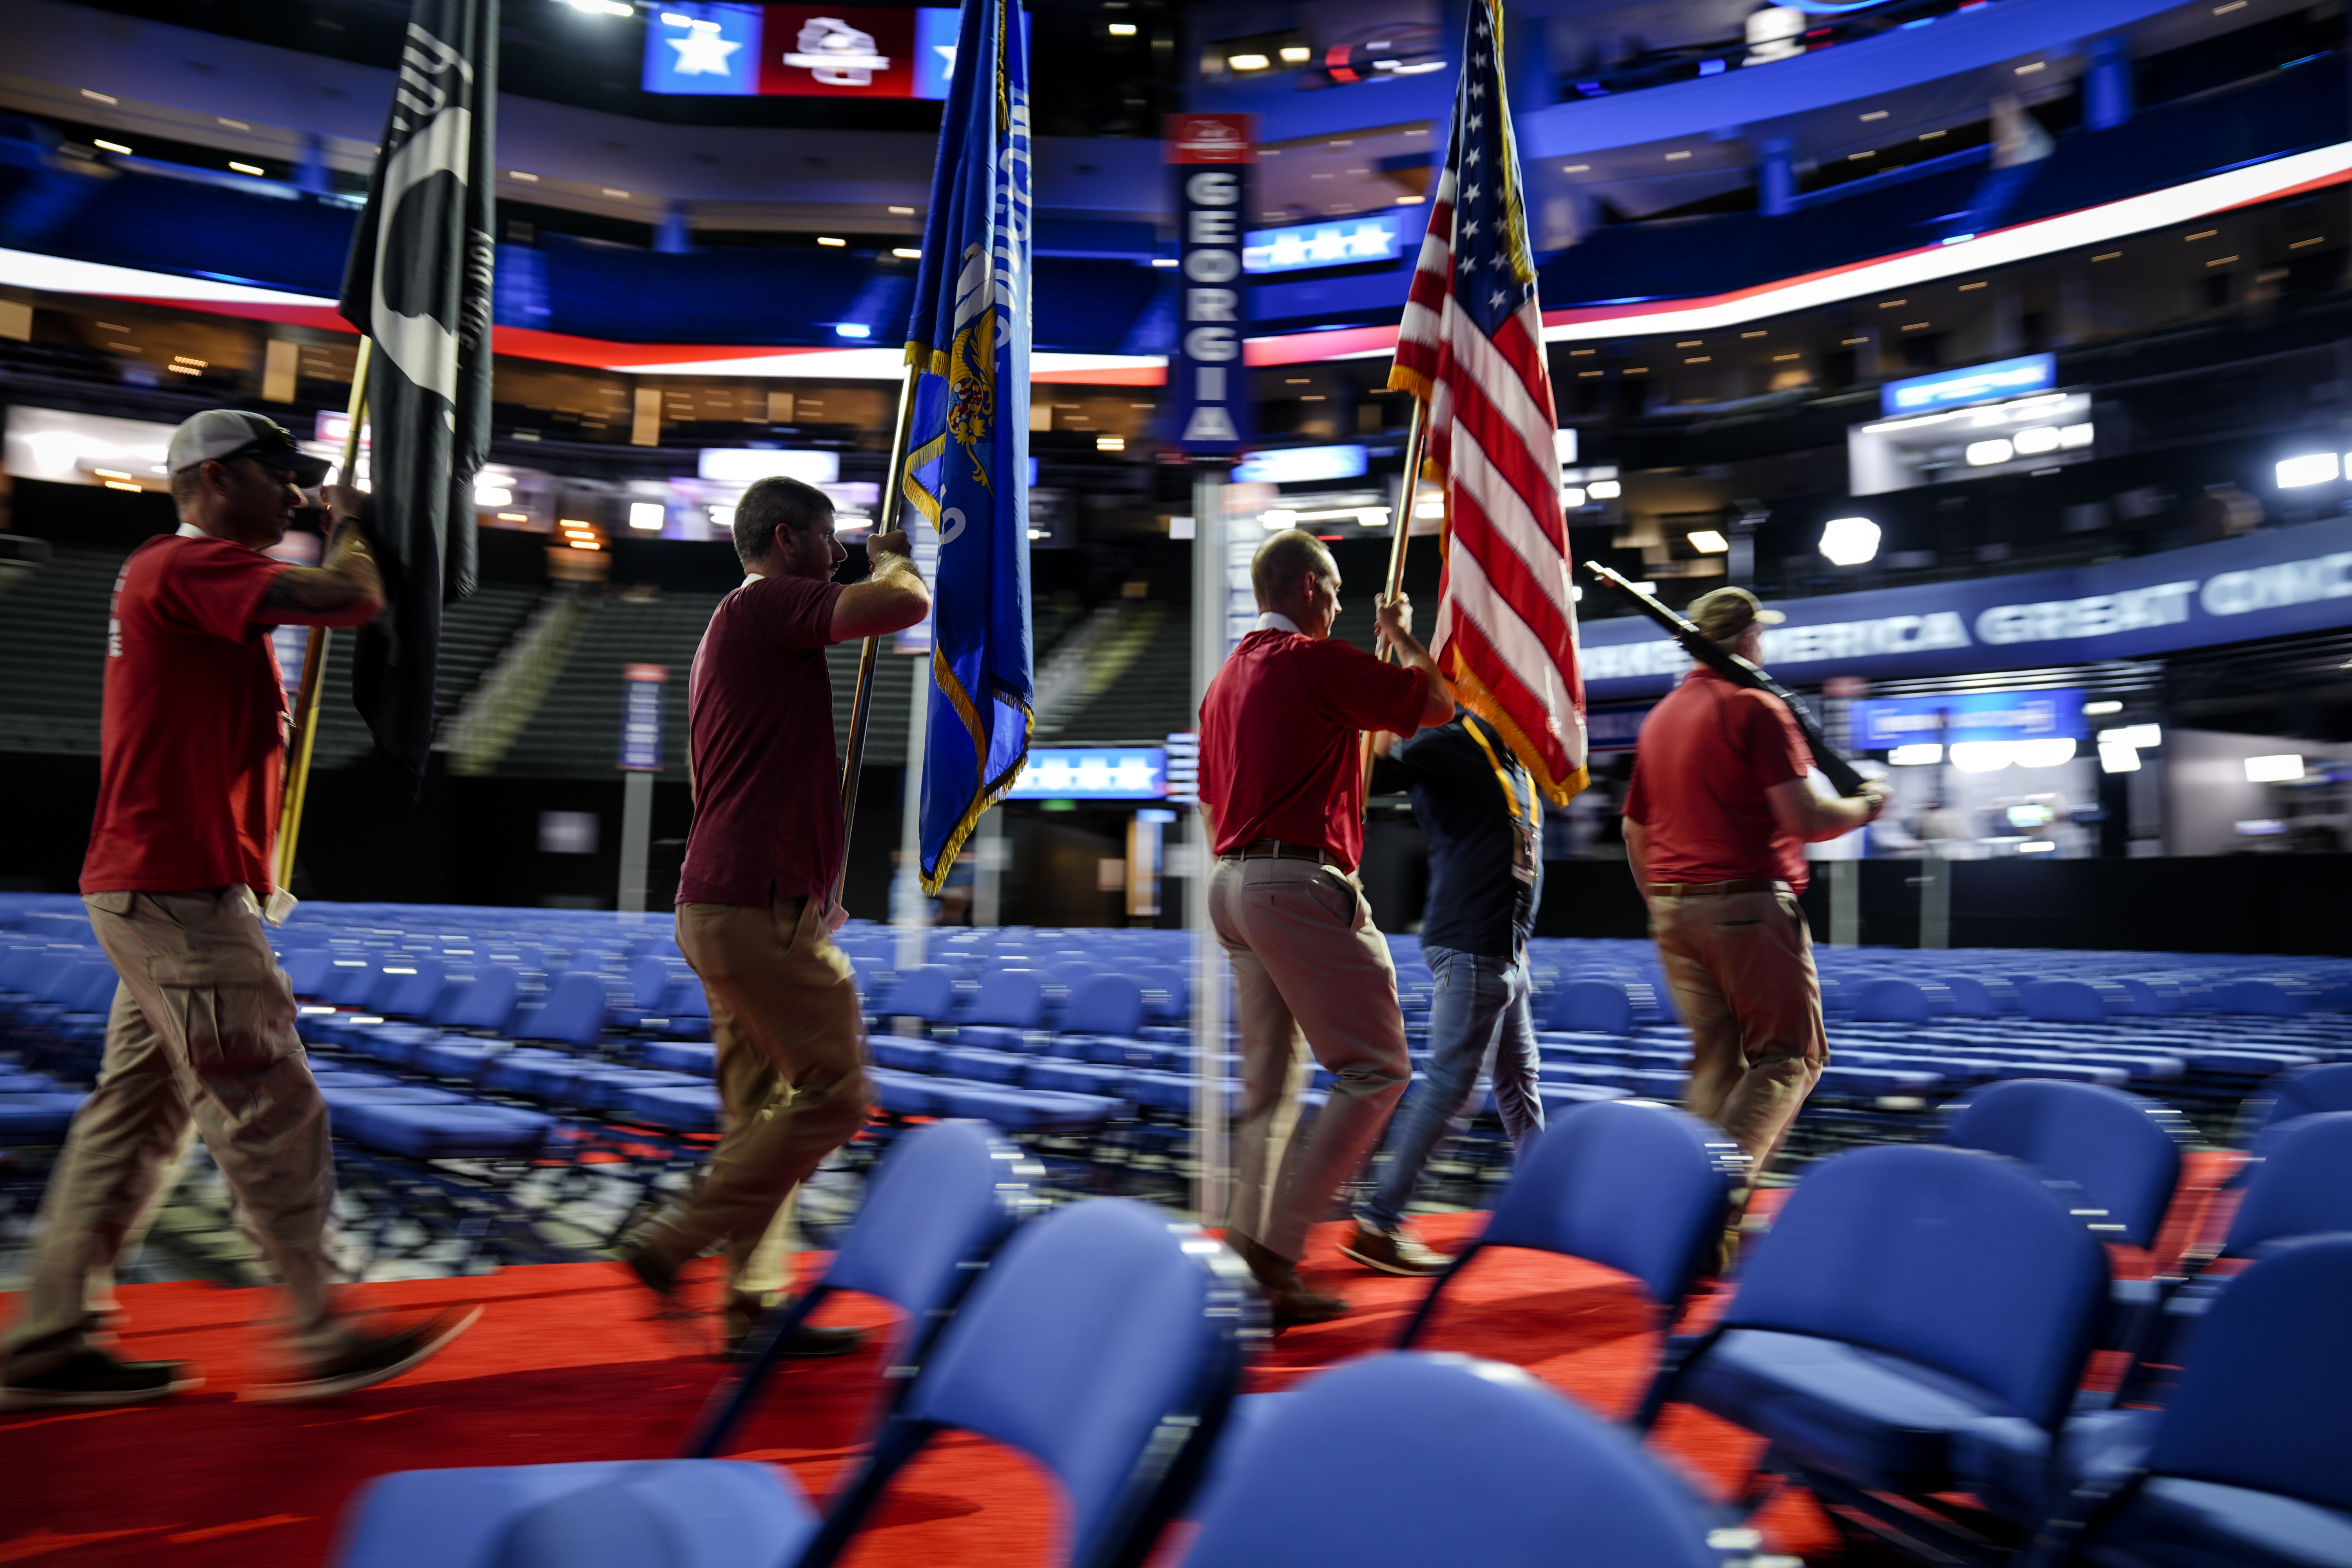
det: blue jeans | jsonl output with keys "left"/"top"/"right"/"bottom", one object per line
{"left": 1358, "top": 945, "right": 1544, "bottom": 1234}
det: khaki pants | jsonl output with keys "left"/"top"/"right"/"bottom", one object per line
{"left": 4, "top": 887, "right": 352, "bottom": 1377}
{"left": 1651, "top": 887, "right": 1828, "bottom": 1183}
{"left": 639, "top": 896, "right": 869, "bottom": 1332}
{"left": 1209, "top": 857, "right": 1410, "bottom": 1262}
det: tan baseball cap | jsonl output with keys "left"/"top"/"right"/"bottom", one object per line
{"left": 1689, "top": 586, "right": 1786, "bottom": 643}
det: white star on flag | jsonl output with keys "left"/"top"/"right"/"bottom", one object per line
{"left": 668, "top": 28, "right": 742, "bottom": 76}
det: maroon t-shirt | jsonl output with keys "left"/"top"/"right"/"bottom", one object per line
{"left": 676, "top": 573, "right": 846, "bottom": 907}
{"left": 1622, "top": 666, "right": 1813, "bottom": 891}
{"left": 82, "top": 534, "right": 289, "bottom": 896}
{"left": 1198, "top": 628, "right": 1429, "bottom": 872}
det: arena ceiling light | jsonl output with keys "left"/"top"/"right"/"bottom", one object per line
{"left": 628, "top": 502, "right": 665, "bottom": 530}
{"left": 2012, "top": 738, "right": 2077, "bottom": 768}
{"left": 1965, "top": 438, "right": 2014, "bottom": 466}
{"left": 2098, "top": 724, "right": 2161, "bottom": 750}
{"left": 2098, "top": 742, "right": 2141, "bottom": 773}
{"left": 2245, "top": 754, "right": 2305, "bottom": 782}
{"left": 1560, "top": 486, "right": 1586, "bottom": 507}
{"left": 1687, "top": 528, "right": 1729, "bottom": 553}
{"left": 1949, "top": 740, "right": 2014, "bottom": 772}
{"left": 563, "top": 0, "right": 636, "bottom": 16}
{"left": 2276, "top": 452, "right": 2342, "bottom": 488}
{"left": 1818, "top": 515, "right": 1880, "bottom": 565}
{"left": 1889, "top": 742, "right": 1943, "bottom": 766}
{"left": 1586, "top": 479, "right": 1621, "bottom": 499}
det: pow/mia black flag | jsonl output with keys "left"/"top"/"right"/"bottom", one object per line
{"left": 337, "top": 0, "right": 497, "bottom": 788}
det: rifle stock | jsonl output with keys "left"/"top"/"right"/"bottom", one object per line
{"left": 1585, "top": 561, "right": 1867, "bottom": 797}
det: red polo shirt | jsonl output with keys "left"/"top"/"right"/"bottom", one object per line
{"left": 1198, "top": 628, "right": 1428, "bottom": 871}
{"left": 1622, "top": 666, "right": 1812, "bottom": 890}
{"left": 82, "top": 534, "right": 290, "bottom": 896}
{"left": 676, "top": 572, "right": 846, "bottom": 907}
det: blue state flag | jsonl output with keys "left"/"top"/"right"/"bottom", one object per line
{"left": 901, "top": 0, "right": 1033, "bottom": 895}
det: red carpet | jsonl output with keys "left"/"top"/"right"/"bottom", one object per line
{"left": 2, "top": 1154, "right": 2237, "bottom": 1566}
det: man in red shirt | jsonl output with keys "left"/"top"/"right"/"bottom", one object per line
{"left": 2, "top": 410, "right": 477, "bottom": 1410}
{"left": 617, "top": 475, "right": 928, "bottom": 1356}
{"left": 1198, "top": 529, "right": 1454, "bottom": 1326}
{"left": 1621, "top": 587, "right": 1888, "bottom": 1203}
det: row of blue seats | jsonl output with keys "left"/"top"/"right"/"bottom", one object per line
{"left": 330, "top": 1093, "right": 2352, "bottom": 1568}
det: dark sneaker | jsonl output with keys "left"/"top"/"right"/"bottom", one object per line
{"left": 618, "top": 1243, "right": 690, "bottom": 1310}
{"left": 1339, "top": 1224, "right": 1455, "bottom": 1278}
{"left": 720, "top": 1321, "right": 872, "bottom": 1363}
{"left": 244, "top": 1305, "right": 481, "bottom": 1404}
{"left": 0, "top": 1350, "right": 201, "bottom": 1410}
{"left": 1266, "top": 1282, "right": 1350, "bottom": 1330}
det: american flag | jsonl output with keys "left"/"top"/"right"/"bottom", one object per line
{"left": 1390, "top": 0, "right": 1587, "bottom": 804}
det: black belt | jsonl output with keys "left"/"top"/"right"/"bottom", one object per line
{"left": 1223, "top": 838, "right": 1344, "bottom": 869}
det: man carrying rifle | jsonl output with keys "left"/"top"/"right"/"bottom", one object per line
{"left": 1621, "top": 588, "right": 1887, "bottom": 1229}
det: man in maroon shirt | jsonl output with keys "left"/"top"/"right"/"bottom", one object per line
{"left": 617, "top": 475, "right": 927, "bottom": 1356}
{"left": 1622, "top": 587, "right": 1887, "bottom": 1212}
{"left": 1198, "top": 530, "right": 1454, "bottom": 1326}
{"left": 2, "top": 410, "right": 476, "bottom": 1410}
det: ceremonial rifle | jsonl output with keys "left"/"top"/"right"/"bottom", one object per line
{"left": 1584, "top": 560, "right": 1867, "bottom": 797}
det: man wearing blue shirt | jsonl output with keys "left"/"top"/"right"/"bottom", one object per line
{"left": 1343, "top": 713, "right": 1545, "bottom": 1275}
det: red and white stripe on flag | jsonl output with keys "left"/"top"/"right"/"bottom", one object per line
{"left": 1390, "top": 51, "right": 1589, "bottom": 804}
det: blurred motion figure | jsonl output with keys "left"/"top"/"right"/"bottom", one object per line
{"left": 1, "top": 410, "right": 477, "bottom": 1410}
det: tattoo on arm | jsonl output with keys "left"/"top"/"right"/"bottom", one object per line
{"left": 258, "top": 520, "right": 384, "bottom": 618}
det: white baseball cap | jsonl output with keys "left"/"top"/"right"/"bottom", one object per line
{"left": 166, "top": 410, "right": 332, "bottom": 486}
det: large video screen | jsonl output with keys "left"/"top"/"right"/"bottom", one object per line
{"left": 644, "top": 3, "right": 958, "bottom": 99}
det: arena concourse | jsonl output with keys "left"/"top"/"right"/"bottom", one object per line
{"left": 2, "top": 0, "right": 2350, "bottom": 1562}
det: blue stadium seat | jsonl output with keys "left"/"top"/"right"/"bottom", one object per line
{"left": 2220, "top": 1111, "right": 2352, "bottom": 1258}
{"left": 2039, "top": 1237, "right": 2352, "bottom": 1568}
{"left": 953, "top": 969, "right": 1048, "bottom": 1051}
{"left": 332, "top": 1101, "right": 554, "bottom": 1161}
{"left": 1061, "top": 973, "right": 1147, "bottom": 1038}
{"left": 512, "top": 971, "right": 610, "bottom": 1048}
{"left": 2239, "top": 1062, "right": 2352, "bottom": 1144}
{"left": 1854, "top": 978, "right": 1936, "bottom": 1025}
{"left": 334, "top": 1198, "right": 1247, "bottom": 1568}
{"left": 2021, "top": 980, "right": 2120, "bottom": 1025}
{"left": 877, "top": 964, "right": 957, "bottom": 1028}
{"left": 1399, "top": 1098, "right": 1740, "bottom": 1360}
{"left": 641, "top": 1042, "right": 716, "bottom": 1076}
{"left": 1653, "top": 1145, "right": 2116, "bottom": 1544}
{"left": 610, "top": 1083, "right": 722, "bottom": 1133}
{"left": 0, "top": 1091, "right": 86, "bottom": 1143}
{"left": 685, "top": 1119, "right": 1039, "bottom": 1454}
{"left": 1946, "top": 1080, "right": 2186, "bottom": 1249}
{"left": 439, "top": 965, "right": 524, "bottom": 1033}
{"left": 1181, "top": 1354, "right": 1716, "bottom": 1568}
{"left": 1547, "top": 980, "right": 1636, "bottom": 1037}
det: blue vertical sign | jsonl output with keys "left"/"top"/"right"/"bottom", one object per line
{"left": 618, "top": 662, "right": 668, "bottom": 770}
{"left": 1166, "top": 113, "right": 1254, "bottom": 454}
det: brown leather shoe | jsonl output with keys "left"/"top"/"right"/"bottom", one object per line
{"left": 1338, "top": 1224, "right": 1454, "bottom": 1277}
{"left": 1229, "top": 1234, "right": 1349, "bottom": 1329}
{"left": 1265, "top": 1281, "right": 1349, "bottom": 1329}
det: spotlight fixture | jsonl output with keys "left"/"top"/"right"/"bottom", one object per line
{"left": 1818, "top": 516, "right": 1880, "bottom": 566}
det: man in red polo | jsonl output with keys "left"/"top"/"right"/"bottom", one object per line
{"left": 2, "top": 410, "right": 477, "bottom": 1410}
{"left": 1622, "top": 587, "right": 1888, "bottom": 1201}
{"left": 1198, "top": 529, "right": 1454, "bottom": 1326}
{"left": 617, "top": 475, "right": 928, "bottom": 1357}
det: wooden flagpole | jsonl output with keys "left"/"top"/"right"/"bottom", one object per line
{"left": 273, "top": 338, "right": 372, "bottom": 894}
{"left": 1361, "top": 399, "right": 1432, "bottom": 784}
{"left": 833, "top": 363, "right": 925, "bottom": 909}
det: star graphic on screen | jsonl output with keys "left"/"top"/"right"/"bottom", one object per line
{"left": 667, "top": 27, "right": 743, "bottom": 76}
